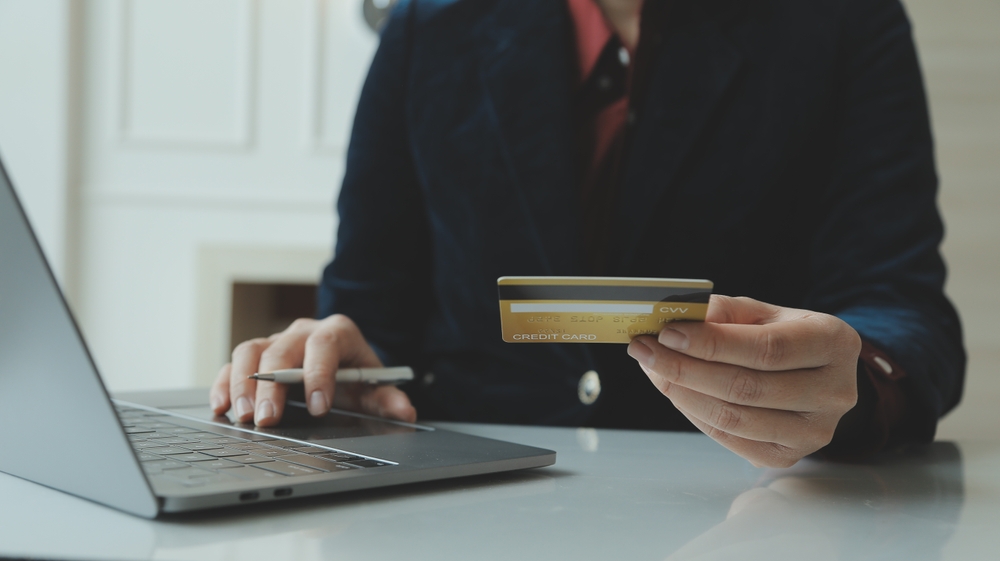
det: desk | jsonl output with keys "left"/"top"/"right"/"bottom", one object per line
{"left": 1, "top": 423, "right": 997, "bottom": 560}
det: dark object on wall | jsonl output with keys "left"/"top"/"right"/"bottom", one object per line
{"left": 363, "top": 0, "right": 398, "bottom": 33}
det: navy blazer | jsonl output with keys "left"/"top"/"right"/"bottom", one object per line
{"left": 318, "top": 0, "right": 965, "bottom": 440}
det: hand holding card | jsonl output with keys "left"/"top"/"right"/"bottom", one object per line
{"left": 627, "top": 295, "right": 862, "bottom": 468}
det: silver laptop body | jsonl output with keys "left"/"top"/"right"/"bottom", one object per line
{"left": 0, "top": 154, "right": 555, "bottom": 518}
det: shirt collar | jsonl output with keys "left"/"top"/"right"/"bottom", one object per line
{"left": 566, "top": 0, "right": 615, "bottom": 83}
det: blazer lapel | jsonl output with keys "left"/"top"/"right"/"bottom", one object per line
{"left": 610, "top": 5, "right": 744, "bottom": 272}
{"left": 478, "top": 1, "right": 582, "bottom": 276}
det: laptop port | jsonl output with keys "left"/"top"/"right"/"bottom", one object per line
{"left": 274, "top": 488, "right": 293, "bottom": 497}
{"left": 239, "top": 492, "right": 260, "bottom": 502}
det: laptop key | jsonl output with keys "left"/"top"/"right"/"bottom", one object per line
{"left": 146, "top": 446, "right": 191, "bottom": 455}
{"left": 225, "top": 455, "right": 273, "bottom": 465}
{"left": 201, "top": 459, "right": 243, "bottom": 470}
{"left": 158, "top": 427, "right": 201, "bottom": 434}
{"left": 123, "top": 427, "right": 155, "bottom": 434}
{"left": 151, "top": 436, "right": 197, "bottom": 445}
{"left": 178, "top": 442, "right": 224, "bottom": 451}
{"left": 167, "top": 452, "right": 215, "bottom": 462}
{"left": 134, "top": 422, "right": 176, "bottom": 429}
{"left": 294, "top": 447, "right": 342, "bottom": 455}
{"left": 316, "top": 453, "right": 356, "bottom": 461}
{"left": 136, "top": 452, "right": 163, "bottom": 462}
{"left": 226, "top": 443, "right": 271, "bottom": 451}
{"left": 198, "top": 436, "right": 247, "bottom": 444}
{"left": 202, "top": 448, "right": 251, "bottom": 458}
{"left": 144, "top": 459, "right": 189, "bottom": 471}
{"left": 276, "top": 454, "right": 337, "bottom": 472}
{"left": 254, "top": 448, "right": 296, "bottom": 458}
{"left": 253, "top": 461, "right": 323, "bottom": 477}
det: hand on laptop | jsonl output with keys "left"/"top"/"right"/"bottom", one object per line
{"left": 210, "top": 314, "right": 417, "bottom": 427}
{"left": 627, "top": 295, "right": 861, "bottom": 468}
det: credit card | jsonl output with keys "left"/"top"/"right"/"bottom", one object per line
{"left": 498, "top": 276, "right": 713, "bottom": 343}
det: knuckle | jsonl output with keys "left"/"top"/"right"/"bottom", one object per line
{"left": 660, "top": 353, "right": 685, "bottom": 384}
{"left": 308, "top": 326, "right": 340, "bottom": 348}
{"left": 816, "top": 426, "right": 837, "bottom": 449}
{"left": 837, "top": 385, "right": 859, "bottom": 412}
{"left": 703, "top": 424, "right": 729, "bottom": 443}
{"left": 773, "top": 455, "right": 799, "bottom": 469}
{"left": 727, "top": 369, "right": 765, "bottom": 405}
{"left": 260, "top": 345, "right": 295, "bottom": 365}
{"left": 655, "top": 379, "right": 675, "bottom": 398}
{"left": 762, "top": 444, "right": 800, "bottom": 469}
{"left": 758, "top": 331, "right": 786, "bottom": 369}
{"left": 287, "top": 318, "right": 315, "bottom": 332}
{"left": 842, "top": 325, "right": 862, "bottom": 357}
{"left": 232, "top": 338, "right": 267, "bottom": 359}
{"left": 797, "top": 414, "right": 837, "bottom": 451}
{"left": 711, "top": 402, "right": 745, "bottom": 433}
{"left": 700, "top": 333, "right": 722, "bottom": 363}
{"left": 327, "top": 313, "right": 358, "bottom": 332}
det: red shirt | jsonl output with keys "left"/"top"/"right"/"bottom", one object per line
{"left": 566, "top": 0, "right": 634, "bottom": 176}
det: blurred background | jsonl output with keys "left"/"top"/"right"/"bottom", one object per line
{"left": 0, "top": 0, "right": 996, "bottom": 440}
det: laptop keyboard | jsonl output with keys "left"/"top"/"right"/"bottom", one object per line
{"left": 116, "top": 405, "right": 390, "bottom": 488}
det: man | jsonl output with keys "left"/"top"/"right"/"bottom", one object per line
{"left": 210, "top": 0, "right": 965, "bottom": 468}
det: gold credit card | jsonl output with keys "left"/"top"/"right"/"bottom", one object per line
{"left": 498, "top": 276, "right": 713, "bottom": 344}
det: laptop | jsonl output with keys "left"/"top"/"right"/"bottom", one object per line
{"left": 0, "top": 154, "right": 555, "bottom": 518}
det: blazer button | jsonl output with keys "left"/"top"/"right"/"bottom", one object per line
{"left": 578, "top": 370, "right": 601, "bottom": 405}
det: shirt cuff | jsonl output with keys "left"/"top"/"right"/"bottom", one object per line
{"left": 820, "top": 340, "right": 909, "bottom": 461}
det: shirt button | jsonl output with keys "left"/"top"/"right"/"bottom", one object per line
{"left": 618, "top": 46, "right": 630, "bottom": 66}
{"left": 578, "top": 370, "right": 601, "bottom": 405}
{"left": 873, "top": 356, "right": 893, "bottom": 375}
{"left": 597, "top": 75, "right": 612, "bottom": 91}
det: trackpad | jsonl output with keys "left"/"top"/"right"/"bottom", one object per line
{"left": 166, "top": 402, "right": 423, "bottom": 441}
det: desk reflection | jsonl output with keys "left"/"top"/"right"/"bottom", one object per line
{"left": 1, "top": 427, "right": 974, "bottom": 560}
{"left": 666, "top": 443, "right": 964, "bottom": 561}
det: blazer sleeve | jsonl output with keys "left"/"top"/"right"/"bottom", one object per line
{"left": 804, "top": 0, "right": 965, "bottom": 446}
{"left": 317, "top": 0, "right": 432, "bottom": 367}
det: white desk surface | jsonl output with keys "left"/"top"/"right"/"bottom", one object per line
{"left": 1, "top": 422, "right": 997, "bottom": 561}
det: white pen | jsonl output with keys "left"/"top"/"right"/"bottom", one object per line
{"left": 249, "top": 366, "right": 414, "bottom": 385}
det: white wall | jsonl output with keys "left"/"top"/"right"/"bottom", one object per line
{"left": 903, "top": 0, "right": 1000, "bottom": 440}
{"left": 1, "top": 0, "right": 378, "bottom": 391}
{"left": 0, "top": 0, "right": 75, "bottom": 286}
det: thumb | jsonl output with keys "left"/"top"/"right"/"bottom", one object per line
{"left": 704, "top": 294, "right": 783, "bottom": 325}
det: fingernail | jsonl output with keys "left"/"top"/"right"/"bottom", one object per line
{"left": 627, "top": 339, "right": 655, "bottom": 366}
{"left": 255, "top": 400, "right": 275, "bottom": 425}
{"left": 308, "top": 390, "right": 328, "bottom": 416}
{"left": 658, "top": 327, "right": 689, "bottom": 351}
{"left": 209, "top": 394, "right": 222, "bottom": 411}
{"left": 236, "top": 396, "right": 253, "bottom": 419}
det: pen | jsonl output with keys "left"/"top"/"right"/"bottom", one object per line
{"left": 249, "top": 366, "right": 414, "bottom": 385}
